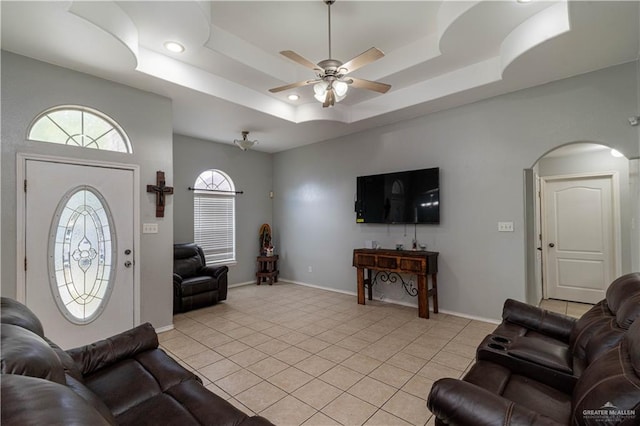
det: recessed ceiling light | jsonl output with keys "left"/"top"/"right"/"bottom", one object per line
{"left": 164, "top": 41, "right": 185, "bottom": 53}
{"left": 288, "top": 94, "right": 300, "bottom": 101}
{"left": 517, "top": 0, "right": 532, "bottom": 3}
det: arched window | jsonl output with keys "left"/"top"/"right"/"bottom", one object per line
{"left": 27, "top": 106, "right": 132, "bottom": 153}
{"left": 193, "top": 169, "right": 236, "bottom": 265}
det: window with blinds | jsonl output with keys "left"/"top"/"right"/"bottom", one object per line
{"left": 193, "top": 170, "right": 236, "bottom": 265}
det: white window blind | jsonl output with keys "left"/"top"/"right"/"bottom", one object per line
{"left": 194, "top": 194, "right": 235, "bottom": 264}
{"left": 193, "top": 169, "right": 236, "bottom": 265}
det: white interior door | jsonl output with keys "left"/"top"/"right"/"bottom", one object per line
{"left": 542, "top": 174, "right": 619, "bottom": 304}
{"left": 24, "top": 159, "right": 135, "bottom": 349}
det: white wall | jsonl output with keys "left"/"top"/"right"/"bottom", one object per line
{"left": 273, "top": 62, "right": 639, "bottom": 321}
{"left": 173, "top": 134, "right": 273, "bottom": 285}
{"left": 1, "top": 52, "right": 174, "bottom": 329}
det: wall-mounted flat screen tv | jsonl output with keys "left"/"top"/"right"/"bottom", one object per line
{"left": 356, "top": 167, "right": 439, "bottom": 224}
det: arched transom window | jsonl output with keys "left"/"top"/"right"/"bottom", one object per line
{"left": 193, "top": 170, "right": 236, "bottom": 265}
{"left": 28, "top": 106, "right": 132, "bottom": 153}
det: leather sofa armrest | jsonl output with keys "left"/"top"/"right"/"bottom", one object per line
{"left": 173, "top": 273, "right": 183, "bottom": 285}
{"left": 202, "top": 264, "right": 229, "bottom": 279}
{"left": 502, "top": 299, "right": 576, "bottom": 342}
{"left": 427, "top": 378, "right": 563, "bottom": 426}
{"left": 508, "top": 336, "right": 573, "bottom": 374}
{"left": 67, "top": 323, "right": 159, "bottom": 376}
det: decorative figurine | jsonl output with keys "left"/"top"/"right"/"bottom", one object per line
{"left": 259, "top": 223, "right": 273, "bottom": 255}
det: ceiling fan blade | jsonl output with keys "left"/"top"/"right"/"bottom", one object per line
{"left": 323, "top": 89, "right": 335, "bottom": 108}
{"left": 280, "top": 50, "right": 321, "bottom": 71}
{"left": 340, "top": 47, "right": 385, "bottom": 74}
{"left": 348, "top": 77, "right": 391, "bottom": 94}
{"left": 269, "top": 79, "right": 317, "bottom": 93}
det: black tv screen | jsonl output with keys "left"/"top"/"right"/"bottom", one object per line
{"left": 356, "top": 167, "right": 439, "bottom": 224}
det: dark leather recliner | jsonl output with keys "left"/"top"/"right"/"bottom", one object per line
{"left": 485, "top": 273, "right": 640, "bottom": 382}
{"left": 427, "top": 318, "right": 640, "bottom": 425}
{"left": 173, "top": 243, "right": 229, "bottom": 313}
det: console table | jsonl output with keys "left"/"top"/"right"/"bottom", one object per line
{"left": 352, "top": 248, "right": 439, "bottom": 319}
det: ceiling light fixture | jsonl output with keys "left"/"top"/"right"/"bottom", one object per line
{"left": 268, "top": 0, "right": 390, "bottom": 108}
{"left": 163, "top": 41, "right": 185, "bottom": 53}
{"left": 234, "top": 131, "right": 258, "bottom": 151}
{"left": 610, "top": 149, "right": 624, "bottom": 158}
{"left": 288, "top": 94, "right": 300, "bottom": 101}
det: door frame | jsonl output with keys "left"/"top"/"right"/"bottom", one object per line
{"left": 540, "top": 170, "right": 622, "bottom": 300}
{"left": 16, "top": 153, "right": 141, "bottom": 325}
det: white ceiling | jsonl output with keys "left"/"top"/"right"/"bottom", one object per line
{"left": 2, "top": 1, "right": 639, "bottom": 153}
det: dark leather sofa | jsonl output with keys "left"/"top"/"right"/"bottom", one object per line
{"left": 427, "top": 272, "right": 640, "bottom": 425}
{"left": 174, "top": 242, "right": 229, "bottom": 313}
{"left": 0, "top": 297, "right": 274, "bottom": 426}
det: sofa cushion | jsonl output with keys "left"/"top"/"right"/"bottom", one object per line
{"left": 568, "top": 301, "right": 613, "bottom": 361}
{"left": 65, "top": 374, "right": 118, "bottom": 424}
{"left": 463, "top": 360, "right": 571, "bottom": 424}
{"left": 1, "top": 324, "right": 66, "bottom": 384}
{"left": 116, "top": 380, "right": 252, "bottom": 426}
{"left": 181, "top": 276, "right": 218, "bottom": 296}
{"left": 173, "top": 243, "right": 205, "bottom": 279}
{"left": 1, "top": 374, "right": 114, "bottom": 426}
{"left": 83, "top": 348, "right": 197, "bottom": 417}
{"left": 0, "top": 296, "right": 45, "bottom": 337}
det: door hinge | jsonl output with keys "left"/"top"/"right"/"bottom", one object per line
{"left": 24, "top": 257, "right": 27, "bottom": 271}
{"left": 24, "top": 179, "right": 27, "bottom": 193}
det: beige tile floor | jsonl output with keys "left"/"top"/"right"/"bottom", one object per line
{"left": 539, "top": 298, "right": 593, "bottom": 318}
{"left": 159, "top": 283, "right": 498, "bottom": 426}
{"left": 159, "top": 284, "right": 596, "bottom": 425}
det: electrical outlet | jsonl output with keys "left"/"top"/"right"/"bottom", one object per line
{"left": 142, "top": 223, "right": 158, "bottom": 234}
{"left": 498, "top": 221, "right": 514, "bottom": 232}
{"left": 308, "top": 266, "right": 312, "bottom": 273}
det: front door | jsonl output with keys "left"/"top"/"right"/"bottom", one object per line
{"left": 23, "top": 159, "right": 136, "bottom": 349}
{"left": 542, "top": 173, "right": 619, "bottom": 304}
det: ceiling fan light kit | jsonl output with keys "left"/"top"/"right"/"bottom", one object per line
{"left": 269, "top": 0, "right": 391, "bottom": 108}
{"left": 234, "top": 131, "right": 258, "bottom": 151}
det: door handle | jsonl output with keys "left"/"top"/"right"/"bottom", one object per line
{"left": 548, "top": 243, "right": 555, "bottom": 248}
{"left": 124, "top": 261, "right": 132, "bottom": 268}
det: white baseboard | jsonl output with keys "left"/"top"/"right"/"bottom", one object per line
{"left": 155, "top": 324, "right": 174, "bottom": 334}
{"left": 228, "top": 281, "right": 254, "bottom": 289}
{"left": 279, "top": 278, "right": 500, "bottom": 324}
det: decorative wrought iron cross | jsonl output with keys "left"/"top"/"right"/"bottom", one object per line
{"left": 147, "top": 171, "right": 173, "bottom": 217}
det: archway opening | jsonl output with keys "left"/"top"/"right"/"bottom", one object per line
{"left": 524, "top": 142, "right": 631, "bottom": 307}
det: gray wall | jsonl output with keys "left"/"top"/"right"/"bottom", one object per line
{"left": 636, "top": 54, "right": 640, "bottom": 271}
{"left": 1, "top": 52, "right": 174, "bottom": 329}
{"left": 173, "top": 134, "right": 273, "bottom": 285}
{"left": 273, "top": 62, "right": 640, "bottom": 321}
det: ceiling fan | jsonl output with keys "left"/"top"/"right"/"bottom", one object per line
{"left": 269, "top": 0, "right": 391, "bottom": 108}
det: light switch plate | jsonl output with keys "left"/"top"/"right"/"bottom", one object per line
{"left": 498, "top": 221, "right": 514, "bottom": 232}
{"left": 143, "top": 223, "right": 158, "bottom": 234}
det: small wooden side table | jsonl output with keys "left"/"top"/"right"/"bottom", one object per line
{"left": 256, "top": 255, "right": 279, "bottom": 285}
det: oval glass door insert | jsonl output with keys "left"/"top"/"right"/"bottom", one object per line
{"left": 49, "top": 186, "right": 116, "bottom": 324}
